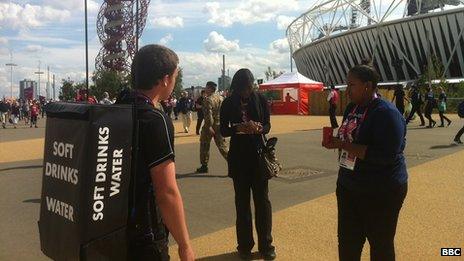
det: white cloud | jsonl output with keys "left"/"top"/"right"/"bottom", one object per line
{"left": 159, "top": 34, "right": 174, "bottom": 46}
{"left": 0, "top": 3, "right": 71, "bottom": 30}
{"left": 25, "top": 45, "right": 43, "bottom": 53}
{"left": 204, "top": 0, "right": 300, "bottom": 27}
{"left": 204, "top": 31, "right": 240, "bottom": 53}
{"left": 0, "top": 37, "right": 8, "bottom": 45}
{"left": 178, "top": 46, "right": 290, "bottom": 87}
{"left": 43, "top": 0, "right": 99, "bottom": 13}
{"left": 152, "top": 16, "right": 184, "bottom": 28}
{"left": 270, "top": 38, "right": 290, "bottom": 54}
{"left": 276, "top": 15, "right": 295, "bottom": 30}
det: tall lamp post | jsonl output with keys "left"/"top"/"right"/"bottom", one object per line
{"left": 35, "top": 61, "right": 44, "bottom": 100}
{"left": 84, "top": 0, "right": 89, "bottom": 95}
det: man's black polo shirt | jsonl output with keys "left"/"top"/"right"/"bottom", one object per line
{"left": 117, "top": 91, "right": 175, "bottom": 243}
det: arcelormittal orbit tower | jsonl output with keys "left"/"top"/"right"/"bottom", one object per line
{"left": 96, "top": 0, "right": 151, "bottom": 74}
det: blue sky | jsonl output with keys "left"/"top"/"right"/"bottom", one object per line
{"left": 0, "top": 0, "right": 318, "bottom": 97}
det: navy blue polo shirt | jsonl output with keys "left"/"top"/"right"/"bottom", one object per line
{"left": 337, "top": 99, "right": 408, "bottom": 192}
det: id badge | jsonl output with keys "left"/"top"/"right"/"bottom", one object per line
{"left": 339, "top": 149, "right": 356, "bottom": 171}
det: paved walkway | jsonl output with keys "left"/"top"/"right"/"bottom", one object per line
{"left": 173, "top": 148, "right": 464, "bottom": 261}
{"left": 1, "top": 115, "right": 463, "bottom": 260}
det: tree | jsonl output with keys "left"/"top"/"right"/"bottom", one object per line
{"left": 173, "top": 67, "right": 183, "bottom": 97}
{"left": 265, "top": 66, "right": 285, "bottom": 81}
{"left": 60, "top": 79, "right": 76, "bottom": 101}
{"left": 91, "top": 69, "right": 128, "bottom": 100}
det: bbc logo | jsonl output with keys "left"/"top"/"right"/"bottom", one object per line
{"left": 441, "top": 248, "right": 461, "bottom": 256}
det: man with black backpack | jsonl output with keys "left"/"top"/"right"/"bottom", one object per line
{"left": 117, "top": 45, "right": 194, "bottom": 261}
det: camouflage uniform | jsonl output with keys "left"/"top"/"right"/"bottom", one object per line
{"left": 200, "top": 93, "right": 229, "bottom": 165}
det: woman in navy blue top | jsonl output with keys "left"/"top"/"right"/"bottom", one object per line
{"left": 323, "top": 65, "right": 408, "bottom": 261}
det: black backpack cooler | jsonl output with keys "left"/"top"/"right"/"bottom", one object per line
{"left": 39, "top": 102, "right": 143, "bottom": 260}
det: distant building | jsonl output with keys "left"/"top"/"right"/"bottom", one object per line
{"left": 218, "top": 75, "right": 231, "bottom": 91}
{"left": 19, "top": 79, "right": 38, "bottom": 100}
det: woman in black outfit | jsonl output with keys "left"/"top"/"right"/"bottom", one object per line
{"left": 220, "top": 68, "right": 276, "bottom": 260}
{"left": 323, "top": 65, "right": 408, "bottom": 261}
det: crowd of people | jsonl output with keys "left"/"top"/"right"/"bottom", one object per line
{"left": 0, "top": 98, "right": 46, "bottom": 128}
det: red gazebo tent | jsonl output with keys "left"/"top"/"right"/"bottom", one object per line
{"left": 259, "top": 72, "right": 323, "bottom": 115}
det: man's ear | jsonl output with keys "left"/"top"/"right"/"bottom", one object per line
{"left": 164, "top": 74, "right": 171, "bottom": 87}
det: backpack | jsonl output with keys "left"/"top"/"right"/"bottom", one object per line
{"left": 458, "top": 101, "right": 464, "bottom": 118}
{"left": 39, "top": 103, "right": 134, "bottom": 260}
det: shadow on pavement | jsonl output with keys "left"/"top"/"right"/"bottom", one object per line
{"left": 430, "top": 144, "right": 459, "bottom": 149}
{"left": 23, "top": 198, "right": 41, "bottom": 204}
{"left": 176, "top": 173, "right": 228, "bottom": 179}
{"left": 0, "top": 165, "right": 42, "bottom": 172}
{"left": 295, "top": 128, "right": 322, "bottom": 132}
{"left": 197, "top": 251, "right": 262, "bottom": 261}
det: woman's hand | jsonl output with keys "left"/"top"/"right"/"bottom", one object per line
{"left": 323, "top": 137, "right": 344, "bottom": 150}
{"left": 237, "top": 121, "right": 262, "bottom": 134}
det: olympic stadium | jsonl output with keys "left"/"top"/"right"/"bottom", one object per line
{"left": 287, "top": 0, "right": 464, "bottom": 86}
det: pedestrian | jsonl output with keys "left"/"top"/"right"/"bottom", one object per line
{"left": 40, "top": 99, "right": 46, "bottom": 118}
{"left": 178, "top": 91, "right": 193, "bottom": 133}
{"left": 323, "top": 64, "right": 408, "bottom": 261}
{"left": 327, "top": 84, "right": 340, "bottom": 128}
{"left": 30, "top": 100, "right": 39, "bottom": 128}
{"left": 455, "top": 124, "right": 464, "bottom": 144}
{"left": 405, "top": 85, "right": 425, "bottom": 126}
{"left": 172, "top": 95, "right": 179, "bottom": 120}
{"left": 424, "top": 87, "right": 437, "bottom": 128}
{"left": 99, "top": 92, "right": 113, "bottom": 105}
{"left": 161, "top": 96, "right": 173, "bottom": 119}
{"left": 116, "top": 44, "right": 194, "bottom": 261}
{"left": 196, "top": 82, "right": 229, "bottom": 174}
{"left": 391, "top": 84, "right": 407, "bottom": 116}
{"left": 22, "top": 100, "right": 30, "bottom": 125}
{"left": 285, "top": 93, "right": 296, "bottom": 103}
{"left": 195, "top": 90, "right": 206, "bottom": 135}
{"left": 437, "top": 87, "right": 452, "bottom": 127}
{"left": 0, "top": 99, "right": 9, "bottom": 129}
{"left": 11, "top": 101, "right": 20, "bottom": 128}
{"left": 220, "top": 68, "right": 276, "bottom": 260}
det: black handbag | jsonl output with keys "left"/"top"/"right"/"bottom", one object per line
{"left": 254, "top": 93, "right": 282, "bottom": 179}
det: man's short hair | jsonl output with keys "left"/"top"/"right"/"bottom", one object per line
{"left": 206, "top": 81, "right": 217, "bottom": 92}
{"left": 131, "top": 44, "right": 179, "bottom": 90}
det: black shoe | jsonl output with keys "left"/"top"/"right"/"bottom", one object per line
{"left": 261, "top": 249, "right": 276, "bottom": 260}
{"left": 419, "top": 123, "right": 425, "bottom": 126}
{"left": 195, "top": 165, "right": 208, "bottom": 173}
{"left": 438, "top": 124, "right": 444, "bottom": 128}
{"left": 238, "top": 250, "right": 252, "bottom": 260}
{"left": 455, "top": 139, "right": 463, "bottom": 144}
{"left": 432, "top": 121, "right": 437, "bottom": 128}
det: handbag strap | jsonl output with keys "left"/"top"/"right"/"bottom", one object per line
{"left": 253, "top": 92, "right": 267, "bottom": 146}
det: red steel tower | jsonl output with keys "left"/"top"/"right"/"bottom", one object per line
{"left": 96, "top": 0, "right": 151, "bottom": 74}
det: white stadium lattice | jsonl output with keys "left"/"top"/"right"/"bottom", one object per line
{"left": 287, "top": 0, "right": 464, "bottom": 86}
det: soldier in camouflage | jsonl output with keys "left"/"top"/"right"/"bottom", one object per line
{"left": 196, "top": 81, "right": 229, "bottom": 173}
